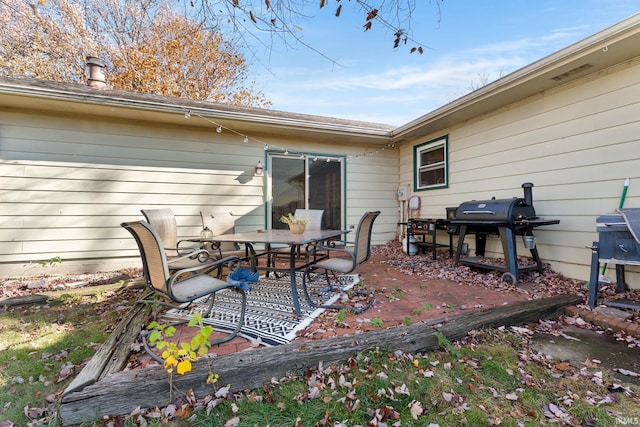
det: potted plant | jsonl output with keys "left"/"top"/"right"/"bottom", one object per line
{"left": 279, "top": 213, "right": 310, "bottom": 234}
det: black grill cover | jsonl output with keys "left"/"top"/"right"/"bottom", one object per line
{"left": 454, "top": 198, "right": 536, "bottom": 223}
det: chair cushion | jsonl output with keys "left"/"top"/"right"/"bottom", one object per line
{"left": 172, "top": 275, "right": 227, "bottom": 301}
{"left": 314, "top": 257, "right": 355, "bottom": 274}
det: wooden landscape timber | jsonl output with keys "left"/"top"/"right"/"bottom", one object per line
{"left": 63, "top": 291, "right": 153, "bottom": 396}
{"left": 59, "top": 293, "right": 581, "bottom": 425}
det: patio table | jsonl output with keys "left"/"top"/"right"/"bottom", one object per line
{"left": 195, "top": 229, "right": 349, "bottom": 315}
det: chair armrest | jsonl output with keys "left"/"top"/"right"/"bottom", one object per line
{"left": 176, "top": 239, "right": 204, "bottom": 254}
{"left": 314, "top": 240, "right": 353, "bottom": 252}
{"left": 310, "top": 242, "right": 355, "bottom": 261}
{"left": 166, "top": 247, "right": 210, "bottom": 264}
{"left": 169, "top": 255, "right": 242, "bottom": 284}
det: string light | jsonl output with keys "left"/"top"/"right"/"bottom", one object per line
{"left": 182, "top": 109, "right": 396, "bottom": 163}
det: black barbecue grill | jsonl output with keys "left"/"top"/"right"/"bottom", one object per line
{"left": 587, "top": 209, "right": 640, "bottom": 309}
{"left": 449, "top": 182, "right": 560, "bottom": 284}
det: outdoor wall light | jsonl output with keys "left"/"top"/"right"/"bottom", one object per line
{"left": 255, "top": 161, "right": 264, "bottom": 176}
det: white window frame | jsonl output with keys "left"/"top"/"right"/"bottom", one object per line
{"left": 414, "top": 135, "right": 448, "bottom": 190}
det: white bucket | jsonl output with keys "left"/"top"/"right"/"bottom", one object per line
{"left": 402, "top": 237, "right": 418, "bottom": 255}
{"left": 522, "top": 235, "right": 536, "bottom": 249}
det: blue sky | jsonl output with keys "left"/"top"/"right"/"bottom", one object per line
{"left": 245, "top": 1, "right": 639, "bottom": 126}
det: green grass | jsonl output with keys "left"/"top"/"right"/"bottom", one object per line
{"left": 0, "top": 291, "right": 132, "bottom": 426}
{"left": 179, "top": 331, "right": 640, "bottom": 427}
{"left": 1, "top": 290, "right": 639, "bottom": 426}
{"left": 169, "top": 332, "right": 639, "bottom": 427}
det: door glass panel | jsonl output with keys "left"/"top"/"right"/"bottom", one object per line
{"left": 309, "top": 160, "right": 341, "bottom": 230}
{"left": 270, "top": 155, "right": 343, "bottom": 230}
{"left": 271, "top": 157, "right": 305, "bottom": 229}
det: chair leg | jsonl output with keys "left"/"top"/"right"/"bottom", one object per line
{"left": 209, "top": 287, "right": 247, "bottom": 346}
{"left": 301, "top": 267, "right": 375, "bottom": 314}
{"left": 138, "top": 286, "right": 247, "bottom": 364}
{"left": 198, "top": 285, "right": 247, "bottom": 346}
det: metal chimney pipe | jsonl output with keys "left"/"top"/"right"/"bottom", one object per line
{"left": 522, "top": 182, "right": 534, "bottom": 206}
{"left": 86, "top": 56, "right": 106, "bottom": 89}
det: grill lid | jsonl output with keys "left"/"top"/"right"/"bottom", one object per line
{"left": 454, "top": 197, "right": 536, "bottom": 222}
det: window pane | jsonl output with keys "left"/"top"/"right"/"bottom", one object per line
{"left": 419, "top": 167, "right": 445, "bottom": 187}
{"left": 420, "top": 147, "right": 444, "bottom": 165}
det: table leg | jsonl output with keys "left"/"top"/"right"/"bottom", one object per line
{"left": 289, "top": 247, "right": 301, "bottom": 315}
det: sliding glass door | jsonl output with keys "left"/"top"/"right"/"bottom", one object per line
{"left": 268, "top": 154, "right": 343, "bottom": 230}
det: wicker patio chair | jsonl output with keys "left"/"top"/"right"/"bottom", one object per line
{"left": 301, "top": 211, "right": 380, "bottom": 313}
{"left": 121, "top": 220, "right": 247, "bottom": 348}
{"left": 141, "top": 208, "right": 208, "bottom": 269}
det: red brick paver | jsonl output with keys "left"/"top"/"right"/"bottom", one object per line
{"left": 139, "top": 253, "right": 534, "bottom": 363}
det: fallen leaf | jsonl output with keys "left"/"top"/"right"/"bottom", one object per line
{"left": 224, "top": 416, "right": 240, "bottom": 427}
{"left": 615, "top": 368, "right": 639, "bottom": 377}
{"left": 395, "top": 383, "right": 410, "bottom": 395}
{"left": 215, "top": 385, "right": 230, "bottom": 398}
{"left": 408, "top": 400, "right": 424, "bottom": 419}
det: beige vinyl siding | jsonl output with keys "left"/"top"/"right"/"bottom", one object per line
{"left": 0, "top": 111, "right": 265, "bottom": 268}
{"left": 401, "top": 59, "right": 640, "bottom": 286}
{"left": 0, "top": 107, "right": 399, "bottom": 276}
{"left": 343, "top": 151, "right": 398, "bottom": 243}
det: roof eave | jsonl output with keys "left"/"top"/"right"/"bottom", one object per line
{"left": 0, "top": 78, "right": 394, "bottom": 145}
{"left": 392, "top": 13, "right": 640, "bottom": 144}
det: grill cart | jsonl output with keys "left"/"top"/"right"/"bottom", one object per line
{"left": 404, "top": 218, "right": 453, "bottom": 260}
{"left": 588, "top": 209, "right": 640, "bottom": 309}
{"left": 449, "top": 183, "right": 560, "bottom": 284}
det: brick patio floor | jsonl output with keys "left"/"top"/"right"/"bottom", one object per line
{"left": 138, "top": 252, "right": 536, "bottom": 365}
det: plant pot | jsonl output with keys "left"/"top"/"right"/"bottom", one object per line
{"left": 289, "top": 223, "right": 306, "bottom": 234}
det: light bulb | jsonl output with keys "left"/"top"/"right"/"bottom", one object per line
{"left": 243, "top": 136, "right": 249, "bottom": 143}
{"left": 184, "top": 110, "right": 191, "bottom": 119}
{"left": 216, "top": 126, "right": 222, "bottom": 133}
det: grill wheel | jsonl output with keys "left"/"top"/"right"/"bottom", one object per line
{"left": 502, "top": 272, "right": 517, "bottom": 285}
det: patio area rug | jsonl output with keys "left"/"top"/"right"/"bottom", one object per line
{"left": 162, "top": 273, "right": 360, "bottom": 346}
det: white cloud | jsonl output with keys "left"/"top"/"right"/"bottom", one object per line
{"left": 254, "top": 5, "right": 639, "bottom": 126}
